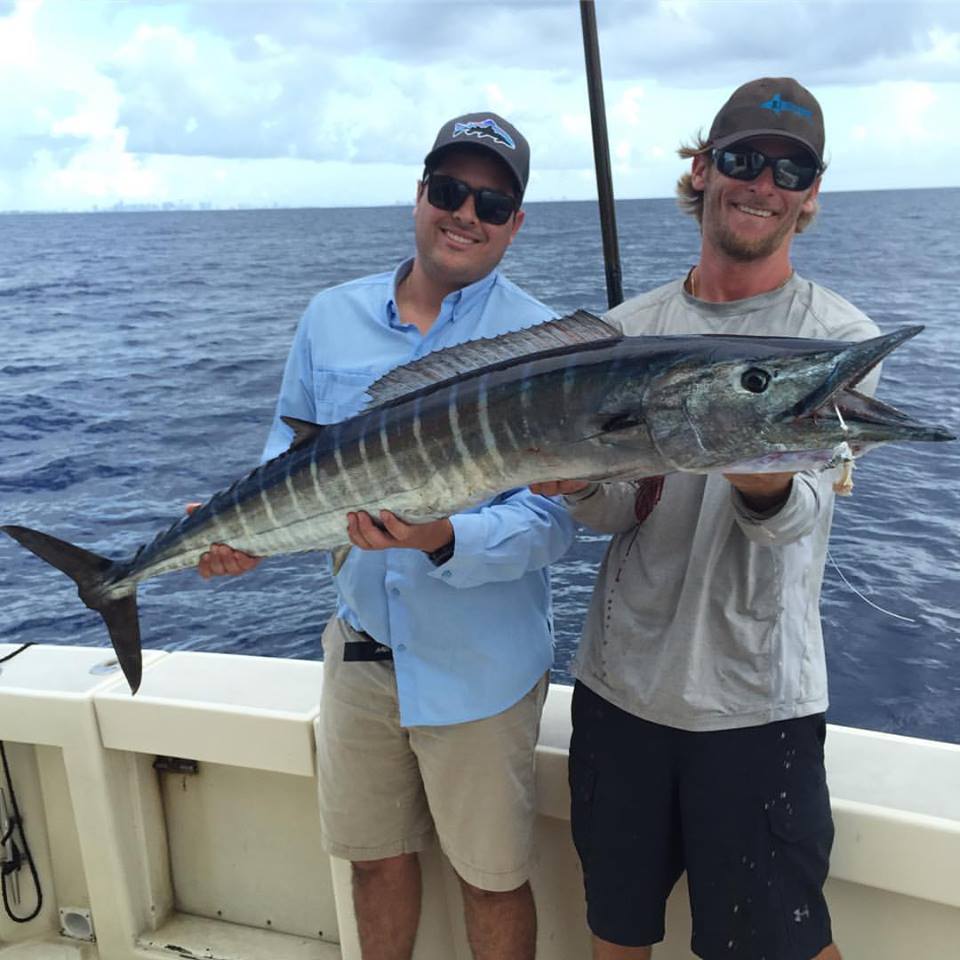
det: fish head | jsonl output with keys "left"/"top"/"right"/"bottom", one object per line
{"left": 640, "top": 326, "right": 954, "bottom": 473}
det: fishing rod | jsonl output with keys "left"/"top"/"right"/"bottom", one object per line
{"left": 579, "top": 0, "right": 623, "bottom": 309}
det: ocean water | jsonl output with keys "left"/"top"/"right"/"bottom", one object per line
{"left": 1, "top": 190, "right": 958, "bottom": 742}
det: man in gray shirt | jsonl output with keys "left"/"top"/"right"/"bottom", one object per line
{"left": 536, "top": 78, "right": 878, "bottom": 960}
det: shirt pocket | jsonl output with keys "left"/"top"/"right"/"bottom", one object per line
{"left": 312, "top": 367, "right": 379, "bottom": 424}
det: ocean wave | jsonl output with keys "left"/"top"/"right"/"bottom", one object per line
{"left": 1, "top": 194, "right": 957, "bottom": 742}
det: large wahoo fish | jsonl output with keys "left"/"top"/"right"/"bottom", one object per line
{"left": 3, "top": 312, "right": 954, "bottom": 693}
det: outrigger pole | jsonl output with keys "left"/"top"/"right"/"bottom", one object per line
{"left": 579, "top": 0, "right": 623, "bottom": 309}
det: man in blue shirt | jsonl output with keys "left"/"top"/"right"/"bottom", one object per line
{"left": 197, "top": 113, "right": 574, "bottom": 960}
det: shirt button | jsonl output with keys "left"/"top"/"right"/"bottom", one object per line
{"left": 441, "top": 571, "right": 452, "bottom": 580}
{"left": 390, "top": 587, "right": 400, "bottom": 597}
{"left": 397, "top": 643, "right": 407, "bottom": 653}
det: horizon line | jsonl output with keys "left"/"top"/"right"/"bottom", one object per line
{"left": 2, "top": 183, "right": 958, "bottom": 216}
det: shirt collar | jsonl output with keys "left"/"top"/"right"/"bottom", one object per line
{"left": 680, "top": 271, "right": 801, "bottom": 316}
{"left": 386, "top": 257, "right": 501, "bottom": 327}
{"left": 386, "top": 258, "right": 415, "bottom": 327}
{"left": 445, "top": 265, "right": 500, "bottom": 312}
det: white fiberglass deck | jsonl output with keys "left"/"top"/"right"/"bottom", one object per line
{"left": 0, "top": 643, "right": 958, "bottom": 959}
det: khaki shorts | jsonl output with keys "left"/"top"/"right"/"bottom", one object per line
{"left": 315, "top": 617, "right": 547, "bottom": 891}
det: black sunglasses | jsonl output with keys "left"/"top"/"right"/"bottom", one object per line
{"left": 425, "top": 173, "right": 518, "bottom": 226}
{"left": 712, "top": 147, "right": 821, "bottom": 192}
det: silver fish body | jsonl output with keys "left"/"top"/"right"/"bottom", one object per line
{"left": 3, "top": 313, "right": 954, "bottom": 692}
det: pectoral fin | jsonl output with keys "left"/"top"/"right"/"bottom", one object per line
{"left": 282, "top": 416, "right": 326, "bottom": 450}
{"left": 330, "top": 544, "right": 352, "bottom": 576}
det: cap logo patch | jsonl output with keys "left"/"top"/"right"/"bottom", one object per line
{"left": 452, "top": 118, "right": 516, "bottom": 150}
{"left": 760, "top": 93, "right": 813, "bottom": 122}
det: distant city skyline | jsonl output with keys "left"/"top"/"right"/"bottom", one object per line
{"left": 3, "top": 183, "right": 958, "bottom": 219}
{"left": 4, "top": 0, "right": 960, "bottom": 213}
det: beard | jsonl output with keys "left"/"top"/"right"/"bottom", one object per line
{"left": 700, "top": 174, "right": 804, "bottom": 262}
{"left": 711, "top": 213, "right": 797, "bottom": 262}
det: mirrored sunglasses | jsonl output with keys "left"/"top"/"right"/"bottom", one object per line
{"left": 712, "top": 147, "right": 821, "bottom": 192}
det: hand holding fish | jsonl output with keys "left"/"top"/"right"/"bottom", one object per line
{"left": 530, "top": 480, "right": 591, "bottom": 497}
{"left": 186, "top": 503, "right": 262, "bottom": 579}
{"left": 347, "top": 510, "right": 454, "bottom": 554}
{"left": 723, "top": 472, "right": 795, "bottom": 513}
{"left": 198, "top": 544, "right": 262, "bottom": 579}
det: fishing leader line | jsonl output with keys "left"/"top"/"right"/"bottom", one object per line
{"left": 827, "top": 551, "right": 917, "bottom": 624}
{"left": 828, "top": 401, "right": 917, "bottom": 623}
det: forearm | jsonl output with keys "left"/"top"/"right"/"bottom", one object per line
{"left": 731, "top": 470, "right": 827, "bottom": 545}
{"left": 726, "top": 472, "right": 794, "bottom": 514}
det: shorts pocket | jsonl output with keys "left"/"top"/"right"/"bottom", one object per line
{"left": 765, "top": 778, "right": 835, "bottom": 951}
{"left": 766, "top": 778, "right": 833, "bottom": 844}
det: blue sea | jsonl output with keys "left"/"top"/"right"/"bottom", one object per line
{"left": 1, "top": 191, "right": 958, "bottom": 743}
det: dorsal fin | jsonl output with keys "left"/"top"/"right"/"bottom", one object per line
{"left": 365, "top": 310, "right": 617, "bottom": 407}
{"left": 281, "top": 416, "right": 326, "bottom": 450}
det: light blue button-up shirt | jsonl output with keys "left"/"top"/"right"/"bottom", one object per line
{"left": 263, "top": 259, "right": 576, "bottom": 726}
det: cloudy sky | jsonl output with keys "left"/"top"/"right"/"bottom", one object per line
{"left": 3, "top": 0, "right": 959, "bottom": 212}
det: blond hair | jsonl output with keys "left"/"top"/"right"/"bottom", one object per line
{"left": 675, "top": 132, "right": 821, "bottom": 233}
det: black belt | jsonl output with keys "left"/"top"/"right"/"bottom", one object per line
{"left": 343, "top": 629, "right": 394, "bottom": 662}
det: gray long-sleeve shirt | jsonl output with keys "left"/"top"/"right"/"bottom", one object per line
{"left": 568, "top": 273, "right": 880, "bottom": 731}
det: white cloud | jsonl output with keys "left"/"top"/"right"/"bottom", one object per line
{"left": 890, "top": 81, "right": 940, "bottom": 140}
{"left": 920, "top": 26, "right": 960, "bottom": 65}
{"left": 0, "top": 0, "right": 37, "bottom": 66}
{"left": 484, "top": 83, "right": 511, "bottom": 114}
{"left": 4, "top": 0, "right": 960, "bottom": 212}
{"left": 612, "top": 86, "right": 646, "bottom": 127}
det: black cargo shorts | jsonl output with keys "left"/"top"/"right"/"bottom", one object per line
{"left": 569, "top": 681, "right": 835, "bottom": 959}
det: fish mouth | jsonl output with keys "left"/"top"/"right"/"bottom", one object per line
{"left": 789, "top": 326, "right": 956, "bottom": 443}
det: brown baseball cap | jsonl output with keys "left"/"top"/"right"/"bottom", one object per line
{"left": 424, "top": 112, "right": 530, "bottom": 199}
{"left": 708, "top": 77, "right": 825, "bottom": 167}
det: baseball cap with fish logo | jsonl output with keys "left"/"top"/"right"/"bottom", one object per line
{"left": 707, "top": 77, "right": 825, "bottom": 167}
{"left": 424, "top": 112, "right": 530, "bottom": 199}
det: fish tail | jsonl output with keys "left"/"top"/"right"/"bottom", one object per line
{"left": 1, "top": 525, "right": 142, "bottom": 693}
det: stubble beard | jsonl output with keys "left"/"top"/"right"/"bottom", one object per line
{"left": 712, "top": 215, "right": 797, "bottom": 262}
{"left": 702, "top": 178, "right": 800, "bottom": 263}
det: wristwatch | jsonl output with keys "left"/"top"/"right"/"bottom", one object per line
{"left": 424, "top": 533, "right": 455, "bottom": 567}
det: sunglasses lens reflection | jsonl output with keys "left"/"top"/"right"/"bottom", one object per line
{"left": 714, "top": 149, "right": 817, "bottom": 192}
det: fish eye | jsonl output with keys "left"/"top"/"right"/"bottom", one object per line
{"left": 741, "top": 368, "right": 771, "bottom": 394}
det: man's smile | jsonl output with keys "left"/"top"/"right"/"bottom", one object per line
{"left": 733, "top": 202, "right": 775, "bottom": 219}
{"left": 441, "top": 226, "right": 480, "bottom": 246}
